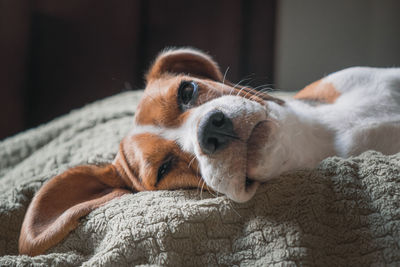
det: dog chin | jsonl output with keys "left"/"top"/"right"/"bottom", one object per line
{"left": 246, "top": 120, "right": 272, "bottom": 181}
{"left": 198, "top": 119, "right": 273, "bottom": 203}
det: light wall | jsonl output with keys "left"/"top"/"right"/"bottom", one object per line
{"left": 274, "top": 0, "right": 400, "bottom": 91}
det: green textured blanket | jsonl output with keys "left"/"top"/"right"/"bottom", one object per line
{"left": 0, "top": 91, "right": 399, "bottom": 266}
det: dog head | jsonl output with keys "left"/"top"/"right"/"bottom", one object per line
{"left": 129, "top": 47, "right": 284, "bottom": 201}
{"left": 19, "top": 48, "right": 284, "bottom": 256}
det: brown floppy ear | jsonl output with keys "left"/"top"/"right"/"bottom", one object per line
{"left": 146, "top": 47, "right": 223, "bottom": 82}
{"left": 19, "top": 164, "right": 131, "bottom": 256}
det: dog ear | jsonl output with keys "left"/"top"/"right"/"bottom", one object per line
{"left": 19, "top": 164, "right": 131, "bottom": 256}
{"left": 146, "top": 47, "right": 223, "bottom": 82}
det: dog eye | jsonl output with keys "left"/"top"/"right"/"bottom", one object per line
{"left": 178, "top": 81, "right": 198, "bottom": 110}
{"left": 157, "top": 159, "right": 172, "bottom": 184}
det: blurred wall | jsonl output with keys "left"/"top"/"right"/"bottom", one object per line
{"left": 275, "top": 0, "right": 400, "bottom": 90}
{"left": 0, "top": 0, "right": 276, "bottom": 140}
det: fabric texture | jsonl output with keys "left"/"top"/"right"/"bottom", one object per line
{"left": 0, "top": 90, "right": 399, "bottom": 266}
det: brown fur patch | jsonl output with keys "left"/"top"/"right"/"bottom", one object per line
{"left": 134, "top": 76, "right": 190, "bottom": 127}
{"left": 294, "top": 80, "right": 340, "bottom": 104}
{"left": 116, "top": 133, "right": 202, "bottom": 191}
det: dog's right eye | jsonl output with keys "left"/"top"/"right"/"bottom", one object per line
{"left": 178, "top": 81, "right": 198, "bottom": 110}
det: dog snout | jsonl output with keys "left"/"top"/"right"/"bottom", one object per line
{"left": 197, "top": 110, "right": 237, "bottom": 154}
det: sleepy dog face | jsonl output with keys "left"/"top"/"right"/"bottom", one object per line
{"left": 116, "top": 48, "right": 284, "bottom": 202}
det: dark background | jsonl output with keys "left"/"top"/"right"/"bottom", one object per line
{"left": 2, "top": 0, "right": 399, "bottom": 141}
{"left": 0, "top": 0, "right": 276, "bottom": 140}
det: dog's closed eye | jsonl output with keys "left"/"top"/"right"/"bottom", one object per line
{"left": 157, "top": 157, "right": 173, "bottom": 184}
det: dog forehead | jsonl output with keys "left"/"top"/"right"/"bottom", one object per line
{"left": 134, "top": 75, "right": 225, "bottom": 127}
{"left": 144, "top": 75, "right": 177, "bottom": 95}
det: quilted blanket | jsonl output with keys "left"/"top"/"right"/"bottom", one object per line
{"left": 0, "top": 90, "right": 399, "bottom": 266}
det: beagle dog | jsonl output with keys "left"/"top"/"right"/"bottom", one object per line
{"left": 19, "top": 48, "right": 400, "bottom": 256}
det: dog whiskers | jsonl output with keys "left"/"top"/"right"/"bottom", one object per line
{"left": 188, "top": 155, "right": 197, "bottom": 169}
{"left": 195, "top": 164, "right": 207, "bottom": 200}
{"left": 222, "top": 66, "right": 230, "bottom": 85}
{"left": 227, "top": 201, "right": 242, "bottom": 218}
{"left": 236, "top": 86, "right": 247, "bottom": 98}
{"left": 196, "top": 176, "right": 203, "bottom": 197}
{"left": 200, "top": 180, "right": 206, "bottom": 200}
{"left": 232, "top": 77, "right": 253, "bottom": 91}
{"left": 251, "top": 84, "right": 274, "bottom": 92}
{"left": 229, "top": 86, "right": 235, "bottom": 97}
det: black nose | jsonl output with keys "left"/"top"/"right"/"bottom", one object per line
{"left": 197, "top": 110, "right": 236, "bottom": 155}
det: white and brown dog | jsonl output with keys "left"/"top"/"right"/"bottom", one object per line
{"left": 19, "top": 48, "right": 400, "bottom": 255}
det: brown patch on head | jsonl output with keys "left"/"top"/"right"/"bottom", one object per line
{"left": 294, "top": 80, "right": 340, "bottom": 104}
{"left": 114, "top": 133, "right": 202, "bottom": 191}
{"left": 135, "top": 76, "right": 189, "bottom": 127}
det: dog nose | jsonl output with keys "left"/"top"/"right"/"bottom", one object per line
{"left": 197, "top": 110, "right": 236, "bottom": 154}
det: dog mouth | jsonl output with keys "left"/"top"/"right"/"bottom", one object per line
{"left": 245, "top": 177, "right": 257, "bottom": 192}
{"left": 218, "top": 120, "right": 270, "bottom": 202}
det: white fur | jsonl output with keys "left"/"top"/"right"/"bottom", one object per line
{"left": 196, "top": 67, "right": 400, "bottom": 202}
{"left": 137, "top": 67, "right": 400, "bottom": 202}
{"left": 247, "top": 100, "right": 336, "bottom": 181}
{"left": 316, "top": 67, "right": 400, "bottom": 156}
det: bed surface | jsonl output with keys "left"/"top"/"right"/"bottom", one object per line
{"left": 0, "top": 91, "right": 399, "bottom": 266}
